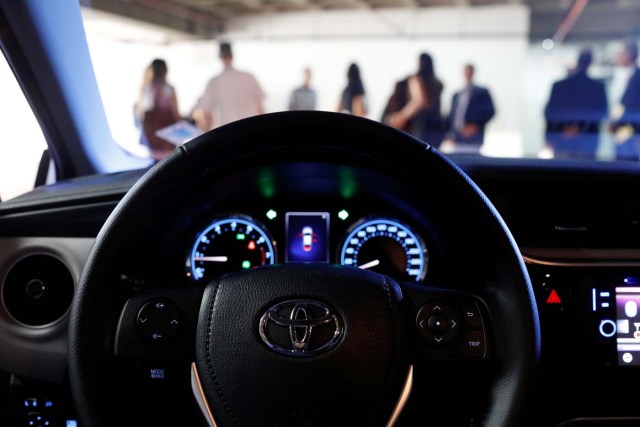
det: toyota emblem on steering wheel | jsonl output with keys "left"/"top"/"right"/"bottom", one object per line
{"left": 259, "top": 299, "right": 343, "bottom": 357}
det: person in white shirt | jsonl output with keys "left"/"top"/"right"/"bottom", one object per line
{"left": 194, "top": 42, "right": 265, "bottom": 131}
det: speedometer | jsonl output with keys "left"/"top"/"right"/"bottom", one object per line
{"left": 188, "top": 215, "right": 277, "bottom": 282}
{"left": 338, "top": 217, "right": 428, "bottom": 282}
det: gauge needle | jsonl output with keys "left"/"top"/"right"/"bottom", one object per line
{"left": 194, "top": 256, "right": 228, "bottom": 262}
{"left": 358, "top": 259, "right": 380, "bottom": 270}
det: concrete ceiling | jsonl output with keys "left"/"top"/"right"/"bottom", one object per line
{"left": 79, "top": 0, "right": 640, "bottom": 42}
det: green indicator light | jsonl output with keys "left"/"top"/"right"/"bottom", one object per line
{"left": 259, "top": 169, "right": 276, "bottom": 198}
{"left": 236, "top": 233, "right": 245, "bottom": 240}
{"left": 338, "top": 210, "right": 349, "bottom": 220}
{"left": 266, "top": 209, "right": 277, "bottom": 220}
{"left": 242, "top": 260, "right": 251, "bottom": 269}
{"left": 339, "top": 167, "right": 357, "bottom": 198}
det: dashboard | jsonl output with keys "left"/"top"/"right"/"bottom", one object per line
{"left": 134, "top": 161, "right": 457, "bottom": 295}
{"left": 2, "top": 156, "right": 640, "bottom": 426}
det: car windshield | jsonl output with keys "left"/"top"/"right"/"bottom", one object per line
{"left": 1, "top": 0, "right": 639, "bottom": 200}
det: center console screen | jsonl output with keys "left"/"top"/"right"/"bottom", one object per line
{"left": 616, "top": 286, "right": 640, "bottom": 366}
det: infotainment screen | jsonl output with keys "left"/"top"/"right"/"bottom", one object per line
{"left": 616, "top": 286, "right": 640, "bottom": 366}
{"left": 527, "top": 265, "right": 640, "bottom": 368}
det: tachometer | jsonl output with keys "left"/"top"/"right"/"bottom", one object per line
{"left": 188, "top": 215, "right": 277, "bottom": 282}
{"left": 338, "top": 217, "right": 428, "bottom": 282}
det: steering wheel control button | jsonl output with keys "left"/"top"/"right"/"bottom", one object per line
{"left": 427, "top": 313, "right": 449, "bottom": 334}
{"left": 459, "top": 300, "right": 483, "bottom": 328}
{"left": 136, "top": 299, "right": 181, "bottom": 343}
{"left": 25, "top": 412, "right": 50, "bottom": 427}
{"left": 135, "top": 361, "right": 176, "bottom": 386}
{"left": 450, "top": 330, "right": 486, "bottom": 358}
{"left": 416, "top": 302, "right": 460, "bottom": 345}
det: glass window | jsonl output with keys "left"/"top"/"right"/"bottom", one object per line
{"left": 0, "top": 52, "right": 47, "bottom": 201}
{"left": 79, "top": 2, "right": 640, "bottom": 164}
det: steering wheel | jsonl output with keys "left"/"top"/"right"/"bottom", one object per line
{"left": 68, "top": 111, "right": 539, "bottom": 426}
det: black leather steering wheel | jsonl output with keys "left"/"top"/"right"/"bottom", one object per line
{"left": 68, "top": 111, "right": 540, "bottom": 426}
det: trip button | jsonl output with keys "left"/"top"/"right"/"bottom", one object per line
{"left": 450, "top": 330, "right": 486, "bottom": 358}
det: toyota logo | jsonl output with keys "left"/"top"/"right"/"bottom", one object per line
{"left": 259, "top": 299, "right": 343, "bottom": 357}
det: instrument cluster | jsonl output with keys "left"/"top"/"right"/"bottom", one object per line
{"left": 186, "top": 210, "right": 430, "bottom": 284}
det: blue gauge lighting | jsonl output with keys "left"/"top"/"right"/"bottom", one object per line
{"left": 339, "top": 218, "right": 427, "bottom": 282}
{"left": 189, "top": 216, "right": 276, "bottom": 282}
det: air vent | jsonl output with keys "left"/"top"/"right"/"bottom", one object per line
{"left": 507, "top": 198, "right": 640, "bottom": 248}
{"left": 1, "top": 254, "right": 74, "bottom": 327}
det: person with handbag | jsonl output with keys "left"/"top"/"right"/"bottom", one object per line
{"left": 384, "top": 52, "right": 445, "bottom": 148}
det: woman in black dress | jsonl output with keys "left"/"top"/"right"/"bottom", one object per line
{"left": 337, "top": 63, "right": 367, "bottom": 117}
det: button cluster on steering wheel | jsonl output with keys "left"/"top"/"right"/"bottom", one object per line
{"left": 136, "top": 298, "right": 181, "bottom": 343}
{"left": 416, "top": 301, "right": 461, "bottom": 345}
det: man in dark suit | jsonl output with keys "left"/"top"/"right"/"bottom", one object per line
{"left": 611, "top": 43, "right": 640, "bottom": 161}
{"left": 449, "top": 64, "right": 496, "bottom": 153}
{"left": 544, "top": 49, "right": 608, "bottom": 160}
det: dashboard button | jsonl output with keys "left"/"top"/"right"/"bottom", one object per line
{"left": 599, "top": 319, "right": 617, "bottom": 338}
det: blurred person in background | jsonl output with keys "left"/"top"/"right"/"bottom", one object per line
{"left": 381, "top": 77, "right": 411, "bottom": 132}
{"left": 543, "top": 49, "right": 607, "bottom": 160}
{"left": 447, "top": 64, "right": 495, "bottom": 154}
{"left": 134, "top": 58, "right": 181, "bottom": 162}
{"left": 289, "top": 67, "right": 317, "bottom": 111}
{"left": 133, "top": 63, "right": 153, "bottom": 149}
{"left": 610, "top": 42, "right": 640, "bottom": 161}
{"left": 385, "top": 52, "right": 445, "bottom": 147}
{"left": 337, "top": 63, "right": 367, "bottom": 117}
{"left": 194, "top": 41, "right": 265, "bottom": 131}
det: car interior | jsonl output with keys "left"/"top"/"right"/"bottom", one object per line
{"left": 1, "top": 1, "right": 640, "bottom": 426}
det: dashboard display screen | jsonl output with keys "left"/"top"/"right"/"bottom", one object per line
{"left": 285, "top": 212, "right": 330, "bottom": 262}
{"left": 616, "top": 286, "right": 640, "bottom": 366}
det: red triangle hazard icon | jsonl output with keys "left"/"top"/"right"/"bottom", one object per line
{"left": 546, "top": 289, "right": 561, "bottom": 304}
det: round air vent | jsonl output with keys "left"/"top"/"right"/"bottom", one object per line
{"left": 2, "top": 254, "right": 74, "bottom": 327}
